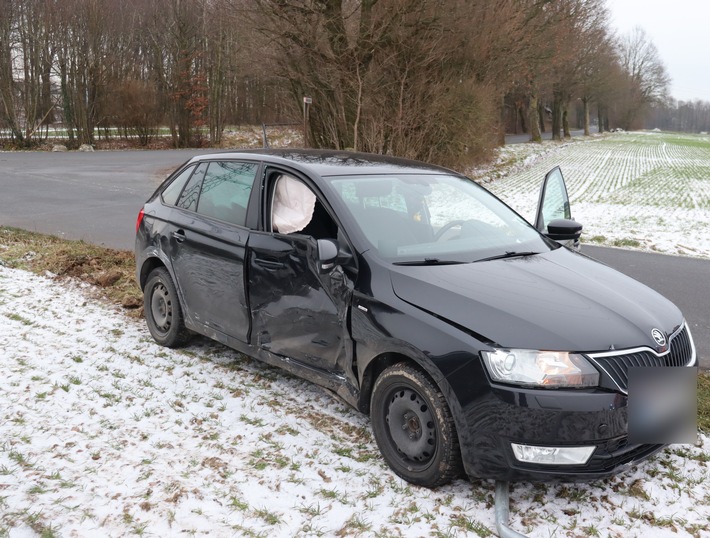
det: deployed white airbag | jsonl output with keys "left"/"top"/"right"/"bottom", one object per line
{"left": 272, "top": 175, "right": 316, "bottom": 234}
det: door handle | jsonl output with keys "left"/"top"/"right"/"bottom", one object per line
{"left": 172, "top": 229, "right": 186, "bottom": 243}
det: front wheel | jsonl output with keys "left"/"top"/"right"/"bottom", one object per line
{"left": 370, "top": 363, "right": 463, "bottom": 487}
{"left": 143, "top": 267, "right": 191, "bottom": 347}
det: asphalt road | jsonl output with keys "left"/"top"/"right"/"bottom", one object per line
{"left": 1, "top": 149, "right": 707, "bottom": 368}
{"left": 0, "top": 149, "right": 210, "bottom": 249}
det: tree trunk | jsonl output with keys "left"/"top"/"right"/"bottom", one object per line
{"left": 529, "top": 93, "right": 542, "bottom": 143}
{"left": 597, "top": 105, "right": 604, "bottom": 133}
{"left": 518, "top": 103, "right": 527, "bottom": 134}
{"left": 59, "top": 58, "right": 75, "bottom": 143}
{"left": 551, "top": 91, "right": 562, "bottom": 141}
{"left": 562, "top": 98, "right": 571, "bottom": 138}
{"left": 498, "top": 94, "right": 506, "bottom": 145}
{"left": 583, "top": 98, "right": 590, "bottom": 136}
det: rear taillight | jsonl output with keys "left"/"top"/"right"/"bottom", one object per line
{"left": 135, "top": 208, "right": 145, "bottom": 233}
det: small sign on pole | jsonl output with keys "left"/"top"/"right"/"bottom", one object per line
{"left": 303, "top": 96, "right": 312, "bottom": 147}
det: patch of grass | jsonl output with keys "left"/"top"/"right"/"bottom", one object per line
{"left": 0, "top": 226, "right": 142, "bottom": 315}
{"left": 229, "top": 497, "right": 249, "bottom": 511}
{"left": 611, "top": 238, "right": 642, "bottom": 248}
{"left": 240, "top": 415, "right": 265, "bottom": 427}
{"left": 253, "top": 507, "right": 280, "bottom": 526}
{"left": 317, "top": 488, "right": 348, "bottom": 504}
{"left": 581, "top": 524, "right": 600, "bottom": 536}
{"left": 338, "top": 514, "right": 371, "bottom": 534}
{"left": 449, "top": 515, "right": 493, "bottom": 537}
{"left": 556, "top": 486, "right": 588, "bottom": 502}
{"left": 621, "top": 479, "right": 650, "bottom": 501}
{"left": 275, "top": 425, "right": 299, "bottom": 436}
{"left": 297, "top": 502, "right": 323, "bottom": 517}
{"left": 24, "top": 511, "right": 59, "bottom": 538}
{"left": 8, "top": 450, "right": 33, "bottom": 468}
{"left": 699, "top": 373, "right": 710, "bottom": 433}
{"left": 586, "top": 235, "right": 607, "bottom": 244}
{"left": 4, "top": 312, "right": 33, "bottom": 325}
{"left": 28, "top": 484, "right": 48, "bottom": 495}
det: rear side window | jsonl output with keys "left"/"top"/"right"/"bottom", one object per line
{"left": 196, "top": 161, "right": 258, "bottom": 226}
{"left": 176, "top": 162, "right": 208, "bottom": 211}
{"left": 161, "top": 165, "right": 196, "bottom": 205}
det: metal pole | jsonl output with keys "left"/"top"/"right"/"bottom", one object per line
{"left": 494, "top": 481, "right": 529, "bottom": 538}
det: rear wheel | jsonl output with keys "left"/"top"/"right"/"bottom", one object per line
{"left": 143, "top": 267, "right": 190, "bottom": 347}
{"left": 370, "top": 363, "right": 463, "bottom": 487}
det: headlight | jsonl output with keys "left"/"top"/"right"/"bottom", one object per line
{"left": 481, "top": 349, "right": 599, "bottom": 388}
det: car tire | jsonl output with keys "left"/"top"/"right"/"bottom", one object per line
{"left": 370, "top": 362, "right": 463, "bottom": 487}
{"left": 143, "top": 267, "right": 191, "bottom": 347}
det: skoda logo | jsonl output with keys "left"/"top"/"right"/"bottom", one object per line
{"left": 651, "top": 328, "right": 666, "bottom": 347}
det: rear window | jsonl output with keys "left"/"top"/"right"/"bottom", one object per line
{"left": 196, "top": 161, "right": 258, "bottom": 226}
{"left": 161, "top": 165, "right": 196, "bottom": 206}
{"left": 176, "top": 163, "right": 208, "bottom": 211}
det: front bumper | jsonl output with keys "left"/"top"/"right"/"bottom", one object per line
{"left": 457, "top": 383, "right": 666, "bottom": 482}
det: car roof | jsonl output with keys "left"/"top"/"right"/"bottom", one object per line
{"left": 187, "top": 148, "right": 455, "bottom": 177}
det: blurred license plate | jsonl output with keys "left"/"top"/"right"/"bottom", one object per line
{"left": 628, "top": 367, "right": 697, "bottom": 444}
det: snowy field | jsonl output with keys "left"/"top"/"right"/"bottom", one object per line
{"left": 1, "top": 265, "right": 709, "bottom": 537}
{"left": 479, "top": 131, "right": 710, "bottom": 259}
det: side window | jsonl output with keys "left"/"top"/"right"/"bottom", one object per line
{"left": 161, "top": 165, "right": 196, "bottom": 206}
{"left": 540, "top": 169, "right": 571, "bottom": 225}
{"left": 177, "top": 162, "right": 208, "bottom": 212}
{"left": 196, "top": 161, "right": 258, "bottom": 226}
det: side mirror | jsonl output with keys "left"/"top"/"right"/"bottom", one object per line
{"left": 546, "top": 218, "right": 583, "bottom": 241}
{"left": 317, "top": 239, "right": 339, "bottom": 272}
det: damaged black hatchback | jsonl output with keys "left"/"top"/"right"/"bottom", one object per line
{"left": 135, "top": 150, "right": 697, "bottom": 487}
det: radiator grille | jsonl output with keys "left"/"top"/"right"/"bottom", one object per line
{"left": 589, "top": 325, "right": 694, "bottom": 392}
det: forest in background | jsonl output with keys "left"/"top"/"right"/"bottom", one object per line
{"left": 1, "top": 0, "right": 708, "bottom": 167}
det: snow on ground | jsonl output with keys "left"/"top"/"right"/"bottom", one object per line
{"left": 1, "top": 266, "right": 709, "bottom": 537}
{"left": 480, "top": 131, "right": 710, "bottom": 259}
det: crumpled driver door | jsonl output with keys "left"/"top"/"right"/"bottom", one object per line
{"left": 247, "top": 231, "right": 354, "bottom": 376}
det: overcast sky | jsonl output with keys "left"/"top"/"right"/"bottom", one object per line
{"left": 605, "top": 0, "right": 710, "bottom": 102}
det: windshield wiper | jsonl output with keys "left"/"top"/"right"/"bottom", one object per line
{"left": 474, "top": 251, "right": 539, "bottom": 263}
{"left": 393, "top": 258, "right": 467, "bottom": 266}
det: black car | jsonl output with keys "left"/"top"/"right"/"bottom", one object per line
{"left": 135, "top": 149, "right": 697, "bottom": 487}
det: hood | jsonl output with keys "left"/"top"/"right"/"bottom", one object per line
{"left": 389, "top": 248, "right": 683, "bottom": 352}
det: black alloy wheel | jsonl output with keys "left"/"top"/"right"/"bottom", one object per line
{"left": 143, "top": 267, "right": 190, "bottom": 347}
{"left": 370, "top": 363, "right": 463, "bottom": 487}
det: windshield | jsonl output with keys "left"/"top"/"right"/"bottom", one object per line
{"left": 328, "top": 173, "right": 553, "bottom": 263}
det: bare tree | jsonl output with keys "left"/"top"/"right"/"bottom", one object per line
{"left": 0, "top": 0, "right": 680, "bottom": 161}
{"left": 616, "top": 27, "right": 670, "bottom": 130}
{"left": 0, "top": 0, "right": 56, "bottom": 145}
